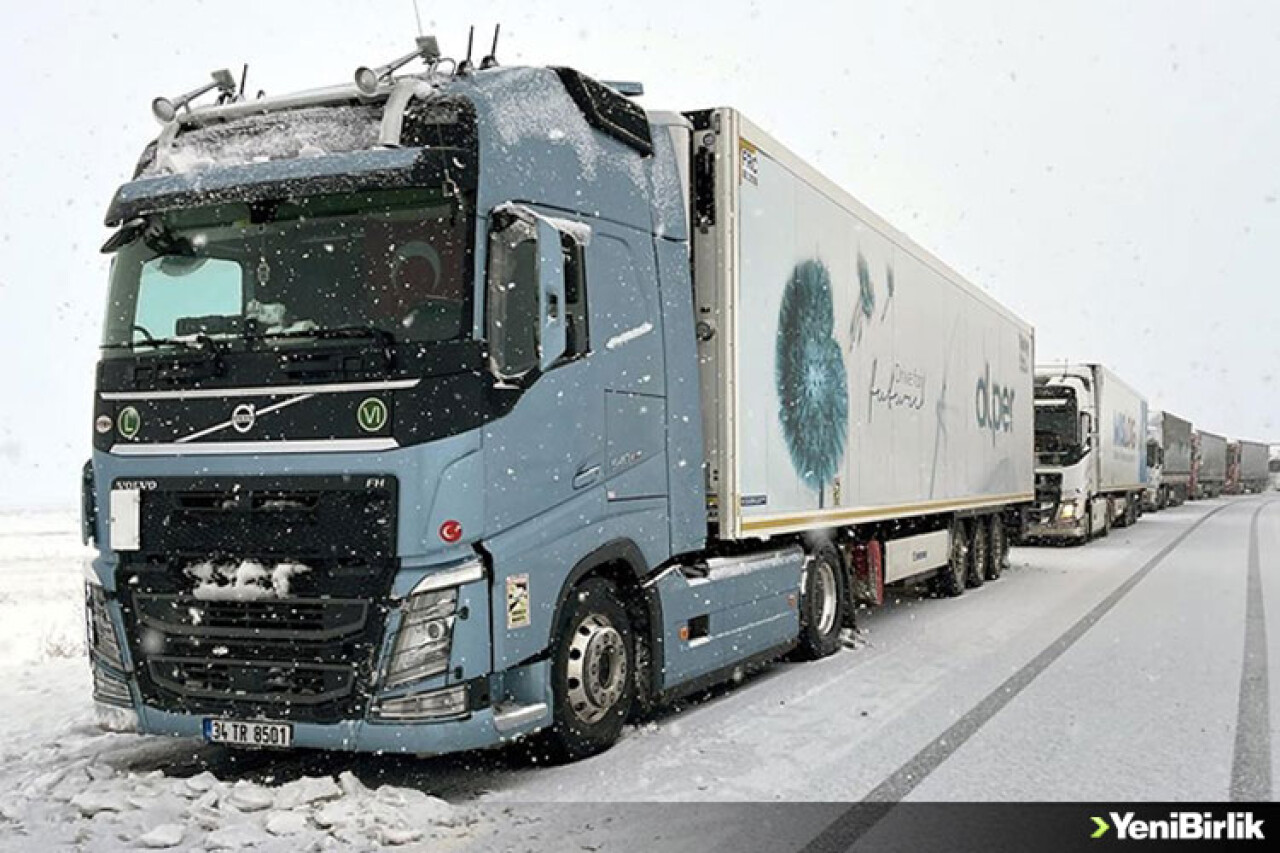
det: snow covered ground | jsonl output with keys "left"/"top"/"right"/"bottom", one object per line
{"left": 0, "top": 500, "right": 1272, "bottom": 851}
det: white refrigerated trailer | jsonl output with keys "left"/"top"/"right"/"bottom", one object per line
{"left": 693, "top": 108, "right": 1035, "bottom": 596}
{"left": 1194, "top": 430, "right": 1228, "bottom": 498}
{"left": 1144, "top": 410, "right": 1193, "bottom": 510}
{"left": 1029, "top": 364, "right": 1148, "bottom": 541}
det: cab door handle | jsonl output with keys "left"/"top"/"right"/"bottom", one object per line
{"left": 572, "top": 464, "right": 601, "bottom": 490}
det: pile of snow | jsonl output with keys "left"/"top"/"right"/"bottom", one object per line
{"left": 147, "top": 105, "right": 382, "bottom": 176}
{"left": 6, "top": 762, "right": 479, "bottom": 850}
{"left": 186, "top": 560, "right": 310, "bottom": 601}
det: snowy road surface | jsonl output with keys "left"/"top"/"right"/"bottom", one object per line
{"left": 0, "top": 498, "right": 1274, "bottom": 851}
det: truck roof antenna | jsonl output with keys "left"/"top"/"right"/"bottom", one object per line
{"left": 151, "top": 69, "right": 237, "bottom": 124}
{"left": 458, "top": 26, "right": 475, "bottom": 75}
{"left": 480, "top": 23, "right": 500, "bottom": 69}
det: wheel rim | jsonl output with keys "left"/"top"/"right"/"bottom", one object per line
{"left": 813, "top": 558, "right": 839, "bottom": 636}
{"left": 565, "top": 614, "right": 628, "bottom": 725}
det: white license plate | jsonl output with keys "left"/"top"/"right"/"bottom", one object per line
{"left": 203, "top": 718, "right": 293, "bottom": 749}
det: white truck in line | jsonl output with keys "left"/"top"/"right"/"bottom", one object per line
{"left": 1143, "top": 410, "right": 1193, "bottom": 510}
{"left": 1028, "top": 364, "right": 1148, "bottom": 542}
{"left": 1226, "top": 439, "right": 1270, "bottom": 494}
{"left": 1192, "top": 430, "right": 1228, "bottom": 498}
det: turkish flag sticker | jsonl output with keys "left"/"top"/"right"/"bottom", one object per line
{"left": 438, "top": 520, "right": 463, "bottom": 543}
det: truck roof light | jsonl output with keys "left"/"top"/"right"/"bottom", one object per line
{"left": 354, "top": 35, "right": 442, "bottom": 96}
{"left": 151, "top": 69, "right": 237, "bottom": 124}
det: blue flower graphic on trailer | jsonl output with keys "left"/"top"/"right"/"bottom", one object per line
{"left": 776, "top": 259, "right": 849, "bottom": 506}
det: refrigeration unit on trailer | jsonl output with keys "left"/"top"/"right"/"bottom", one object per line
{"left": 1028, "top": 364, "right": 1148, "bottom": 541}
{"left": 1226, "top": 439, "right": 1270, "bottom": 494}
{"left": 1143, "top": 410, "right": 1193, "bottom": 510}
{"left": 81, "top": 39, "right": 1033, "bottom": 761}
{"left": 1193, "top": 430, "right": 1228, "bottom": 498}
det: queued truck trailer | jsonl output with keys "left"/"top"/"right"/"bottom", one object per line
{"left": 1226, "top": 439, "right": 1270, "bottom": 494}
{"left": 1191, "top": 430, "right": 1228, "bottom": 498}
{"left": 1270, "top": 445, "right": 1280, "bottom": 492}
{"left": 1028, "top": 364, "right": 1148, "bottom": 542}
{"left": 1143, "top": 410, "right": 1193, "bottom": 510}
{"left": 82, "top": 42, "right": 1033, "bottom": 760}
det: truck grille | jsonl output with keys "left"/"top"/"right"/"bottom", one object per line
{"left": 116, "top": 476, "right": 398, "bottom": 724}
{"left": 1035, "top": 472, "right": 1062, "bottom": 503}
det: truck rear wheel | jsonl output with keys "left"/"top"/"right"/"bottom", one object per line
{"left": 967, "top": 518, "right": 989, "bottom": 588}
{"left": 934, "top": 521, "right": 970, "bottom": 598}
{"left": 794, "top": 544, "right": 846, "bottom": 660}
{"left": 985, "top": 519, "right": 1008, "bottom": 581}
{"left": 542, "top": 578, "right": 635, "bottom": 762}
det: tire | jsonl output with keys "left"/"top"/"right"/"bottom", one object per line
{"left": 986, "top": 518, "right": 1008, "bottom": 581}
{"left": 934, "top": 521, "right": 970, "bottom": 598}
{"left": 967, "top": 517, "right": 988, "bottom": 588}
{"left": 793, "top": 544, "right": 846, "bottom": 660}
{"left": 542, "top": 578, "right": 635, "bottom": 762}
{"left": 1123, "top": 497, "right": 1138, "bottom": 527}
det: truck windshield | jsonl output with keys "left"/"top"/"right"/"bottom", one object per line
{"left": 102, "top": 189, "right": 471, "bottom": 350}
{"left": 1034, "top": 386, "right": 1081, "bottom": 465}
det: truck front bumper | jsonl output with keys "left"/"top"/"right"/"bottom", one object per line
{"left": 1023, "top": 506, "right": 1088, "bottom": 541}
{"left": 94, "top": 659, "right": 553, "bottom": 757}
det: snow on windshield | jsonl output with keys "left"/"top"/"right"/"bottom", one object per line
{"left": 145, "top": 105, "right": 382, "bottom": 176}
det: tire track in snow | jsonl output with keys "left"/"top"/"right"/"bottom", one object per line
{"left": 801, "top": 500, "right": 1237, "bottom": 853}
{"left": 1229, "top": 501, "right": 1273, "bottom": 801}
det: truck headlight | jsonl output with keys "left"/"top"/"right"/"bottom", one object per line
{"left": 385, "top": 588, "right": 458, "bottom": 687}
{"left": 85, "top": 582, "right": 124, "bottom": 671}
{"left": 383, "top": 558, "right": 485, "bottom": 689}
{"left": 1057, "top": 499, "right": 1080, "bottom": 521}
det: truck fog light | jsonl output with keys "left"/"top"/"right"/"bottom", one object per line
{"left": 372, "top": 684, "right": 470, "bottom": 721}
{"left": 384, "top": 588, "right": 458, "bottom": 688}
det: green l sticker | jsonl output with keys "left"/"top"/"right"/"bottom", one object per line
{"left": 117, "top": 406, "right": 141, "bottom": 440}
{"left": 357, "top": 397, "right": 388, "bottom": 433}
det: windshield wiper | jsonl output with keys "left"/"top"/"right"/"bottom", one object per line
{"left": 106, "top": 332, "right": 226, "bottom": 358}
{"left": 255, "top": 325, "right": 396, "bottom": 367}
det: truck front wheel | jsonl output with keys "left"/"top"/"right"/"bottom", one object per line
{"left": 794, "top": 544, "right": 846, "bottom": 660}
{"left": 543, "top": 578, "right": 635, "bottom": 762}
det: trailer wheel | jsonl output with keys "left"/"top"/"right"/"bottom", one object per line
{"left": 967, "top": 518, "right": 989, "bottom": 588}
{"left": 542, "top": 578, "right": 635, "bottom": 762}
{"left": 934, "top": 521, "right": 970, "bottom": 598}
{"left": 794, "top": 544, "right": 846, "bottom": 660}
{"left": 986, "top": 519, "right": 1008, "bottom": 581}
{"left": 1125, "top": 496, "right": 1139, "bottom": 527}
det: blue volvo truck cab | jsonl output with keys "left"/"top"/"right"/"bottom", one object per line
{"left": 83, "top": 53, "right": 820, "bottom": 760}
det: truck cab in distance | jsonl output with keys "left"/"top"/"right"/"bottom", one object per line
{"left": 1029, "top": 364, "right": 1148, "bottom": 542}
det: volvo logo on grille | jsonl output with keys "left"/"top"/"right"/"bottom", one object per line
{"left": 231, "top": 403, "right": 257, "bottom": 433}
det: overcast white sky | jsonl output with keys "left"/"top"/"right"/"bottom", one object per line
{"left": 2, "top": 0, "right": 1278, "bottom": 507}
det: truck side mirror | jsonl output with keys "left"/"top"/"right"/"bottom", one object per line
{"left": 535, "top": 218, "right": 567, "bottom": 371}
{"left": 486, "top": 212, "right": 540, "bottom": 382}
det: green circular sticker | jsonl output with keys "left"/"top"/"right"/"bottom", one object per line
{"left": 356, "top": 397, "right": 388, "bottom": 433}
{"left": 117, "top": 406, "right": 141, "bottom": 440}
